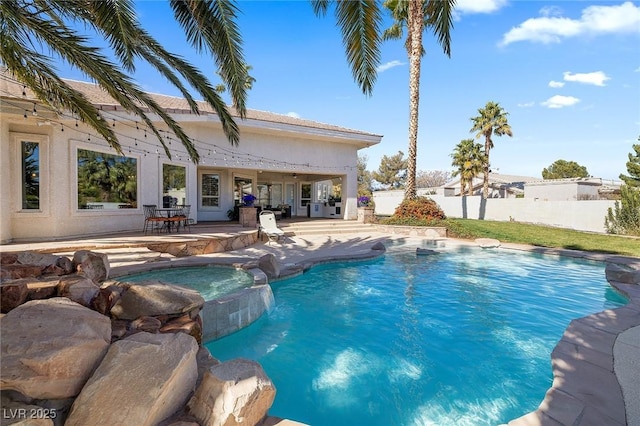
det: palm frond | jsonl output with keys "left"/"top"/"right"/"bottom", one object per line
{"left": 425, "top": 0, "right": 455, "bottom": 57}
{"left": 334, "top": 0, "right": 382, "bottom": 96}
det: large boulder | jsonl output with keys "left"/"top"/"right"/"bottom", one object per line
{"left": 65, "top": 332, "right": 199, "bottom": 426}
{"left": 605, "top": 262, "right": 640, "bottom": 285}
{"left": 110, "top": 282, "right": 204, "bottom": 321}
{"left": 187, "top": 358, "right": 276, "bottom": 426}
{"left": 0, "top": 298, "right": 111, "bottom": 399}
{"left": 258, "top": 254, "right": 280, "bottom": 280}
{"left": 72, "top": 251, "right": 110, "bottom": 284}
{"left": 57, "top": 274, "right": 100, "bottom": 307}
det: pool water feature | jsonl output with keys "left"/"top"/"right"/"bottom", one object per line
{"left": 124, "top": 266, "right": 254, "bottom": 300}
{"left": 206, "top": 247, "right": 627, "bottom": 426}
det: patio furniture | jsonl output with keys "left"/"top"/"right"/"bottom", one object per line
{"left": 143, "top": 205, "right": 166, "bottom": 234}
{"left": 155, "top": 206, "right": 185, "bottom": 233}
{"left": 259, "top": 210, "right": 285, "bottom": 244}
{"left": 175, "top": 204, "right": 192, "bottom": 232}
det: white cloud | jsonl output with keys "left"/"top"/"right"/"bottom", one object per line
{"left": 286, "top": 112, "right": 301, "bottom": 119}
{"left": 376, "top": 60, "right": 404, "bottom": 73}
{"left": 541, "top": 95, "right": 580, "bottom": 109}
{"left": 539, "top": 6, "right": 563, "bottom": 18}
{"left": 517, "top": 101, "right": 535, "bottom": 108}
{"left": 548, "top": 80, "right": 565, "bottom": 88}
{"left": 563, "top": 71, "right": 610, "bottom": 86}
{"left": 500, "top": 1, "right": 640, "bottom": 46}
{"left": 456, "top": 0, "right": 508, "bottom": 14}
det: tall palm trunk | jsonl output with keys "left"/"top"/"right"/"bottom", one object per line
{"left": 483, "top": 137, "right": 491, "bottom": 199}
{"left": 404, "top": 0, "right": 424, "bottom": 201}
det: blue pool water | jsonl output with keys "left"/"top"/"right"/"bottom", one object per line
{"left": 123, "top": 266, "right": 253, "bottom": 300}
{"left": 206, "top": 247, "right": 627, "bottom": 425}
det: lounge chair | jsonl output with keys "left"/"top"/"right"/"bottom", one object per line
{"left": 259, "top": 210, "right": 285, "bottom": 244}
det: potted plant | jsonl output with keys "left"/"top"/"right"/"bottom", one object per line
{"left": 357, "top": 196, "right": 375, "bottom": 223}
{"left": 239, "top": 194, "right": 258, "bottom": 227}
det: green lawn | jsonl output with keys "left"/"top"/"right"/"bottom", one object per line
{"left": 442, "top": 218, "right": 640, "bottom": 258}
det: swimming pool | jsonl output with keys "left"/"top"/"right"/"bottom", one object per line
{"left": 206, "top": 247, "right": 627, "bottom": 425}
{"left": 123, "top": 266, "right": 254, "bottom": 300}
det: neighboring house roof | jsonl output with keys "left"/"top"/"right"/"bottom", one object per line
{"left": 442, "top": 172, "right": 539, "bottom": 189}
{"left": 0, "top": 68, "right": 381, "bottom": 143}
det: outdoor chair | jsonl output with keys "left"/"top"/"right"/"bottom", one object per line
{"left": 259, "top": 210, "right": 285, "bottom": 244}
{"left": 143, "top": 205, "right": 166, "bottom": 234}
{"left": 175, "top": 204, "right": 192, "bottom": 232}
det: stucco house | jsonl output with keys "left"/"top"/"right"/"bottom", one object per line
{"left": 442, "top": 173, "right": 539, "bottom": 198}
{"left": 0, "top": 70, "right": 381, "bottom": 243}
{"left": 524, "top": 177, "right": 621, "bottom": 201}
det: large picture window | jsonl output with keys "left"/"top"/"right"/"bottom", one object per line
{"left": 77, "top": 148, "right": 137, "bottom": 210}
{"left": 21, "top": 141, "right": 40, "bottom": 210}
{"left": 201, "top": 173, "right": 220, "bottom": 207}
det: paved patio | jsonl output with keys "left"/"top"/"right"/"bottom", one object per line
{"left": 1, "top": 225, "right": 638, "bottom": 425}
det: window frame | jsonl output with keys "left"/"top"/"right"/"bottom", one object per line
{"left": 11, "top": 132, "right": 49, "bottom": 217}
{"left": 199, "top": 170, "right": 222, "bottom": 210}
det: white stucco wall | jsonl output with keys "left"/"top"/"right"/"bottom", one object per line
{"left": 373, "top": 191, "right": 616, "bottom": 233}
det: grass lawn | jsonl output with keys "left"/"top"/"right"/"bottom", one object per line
{"left": 443, "top": 218, "right": 640, "bottom": 258}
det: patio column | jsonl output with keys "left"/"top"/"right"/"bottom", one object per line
{"left": 343, "top": 169, "right": 358, "bottom": 220}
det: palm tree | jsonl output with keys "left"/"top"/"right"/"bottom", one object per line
{"left": 380, "top": 0, "right": 455, "bottom": 201}
{"left": 0, "top": 0, "right": 249, "bottom": 163}
{"left": 451, "top": 139, "right": 484, "bottom": 196}
{"left": 470, "top": 101, "right": 513, "bottom": 199}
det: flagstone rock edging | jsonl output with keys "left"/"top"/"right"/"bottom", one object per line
{"left": 507, "top": 255, "right": 640, "bottom": 426}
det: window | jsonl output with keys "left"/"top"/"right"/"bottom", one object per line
{"left": 300, "top": 183, "right": 312, "bottom": 207}
{"left": 21, "top": 141, "right": 40, "bottom": 209}
{"left": 77, "top": 148, "right": 137, "bottom": 210}
{"left": 162, "top": 164, "right": 186, "bottom": 207}
{"left": 201, "top": 173, "right": 220, "bottom": 207}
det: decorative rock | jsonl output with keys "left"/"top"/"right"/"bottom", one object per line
{"left": 0, "top": 281, "right": 29, "bottom": 313}
{"left": 0, "top": 264, "right": 45, "bottom": 281}
{"left": 160, "top": 315, "right": 203, "bottom": 344}
{"left": 605, "top": 262, "right": 640, "bottom": 285}
{"left": 195, "top": 347, "right": 220, "bottom": 388}
{"left": 187, "top": 358, "right": 276, "bottom": 426}
{"left": 0, "top": 252, "right": 18, "bottom": 264}
{"left": 258, "top": 254, "right": 280, "bottom": 280}
{"left": 16, "top": 252, "right": 61, "bottom": 267}
{"left": 27, "top": 277, "right": 60, "bottom": 300}
{"left": 90, "top": 285, "right": 123, "bottom": 315}
{"left": 416, "top": 248, "right": 439, "bottom": 255}
{"left": 56, "top": 256, "right": 75, "bottom": 275}
{"left": 131, "top": 316, "right": 162, "bottom": 333}
{"left": 65, "top": 332, "right": 199, "bottom": 426}
{"left": 57, "top": 275, "right": 100, "bottom": 307}
{"left": 371, "top": 241, "right": 386, "bottom": 251}
{"left": 110, "top": 319, "right": 128, "bottom": 341}
{"left": 475, "top": 238, "right": 501, "bottom": 248}
{"left": 72, "top": 250, "right": 110, "bottom": 284}
{"left": 110, "top": 282, "right": 204, "bottom": 321}
{"left": 0, "top": 298, "right": 111, "bottom": 399}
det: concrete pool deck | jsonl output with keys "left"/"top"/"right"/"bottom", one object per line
{"left": 1, "top": 229, "right": 638, "bottom": 426}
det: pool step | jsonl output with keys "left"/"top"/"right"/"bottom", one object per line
{"left": 279, "top": 220, "right": 376, "bottom": 236}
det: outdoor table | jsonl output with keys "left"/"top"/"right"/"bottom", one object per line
{"left": 155, "top": 207, "right": 185, "bottom": 233}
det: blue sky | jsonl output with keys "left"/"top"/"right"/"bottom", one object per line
{"left": 59, "top": 1, "right": 640, "bottom": 181}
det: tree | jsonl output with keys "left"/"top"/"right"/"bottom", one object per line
{"left": 381, "top": 0, "right": 455, "bottom": 201}
{"left": 372, "top": 151, "right": 407, "bottom": 190}
{"left": 450, "top": 139, "right": 484, "bottom": 196}
{"left": 542, "top": 159, "right": 589, "bottom": 179}
{"left": 1, "top": 0, "right": 249, "bottom": 163}
{"left": 470, "top": 101, "right": 513, "bottom": 199}
{"left": 415, "top": 170, "right": 451, "bottom": 188}
{"left": 620, "top": 140, "right": 640, "bottom": 187}
{"left": 357, "top": 154, "right": 374, "bottom": 197}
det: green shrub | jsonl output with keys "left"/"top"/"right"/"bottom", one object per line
{"left": 390, "top": 197, "right": 446, "bottom": 221}
{"left": 605, "top": 185, "right": 640, "bottom": 236}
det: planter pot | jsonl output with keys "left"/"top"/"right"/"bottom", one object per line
{"left": 357, "top": 207, "right": 375, "bottom": 224}
{"left": 239, "top": 207, "right": 257, "bottom": 228}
